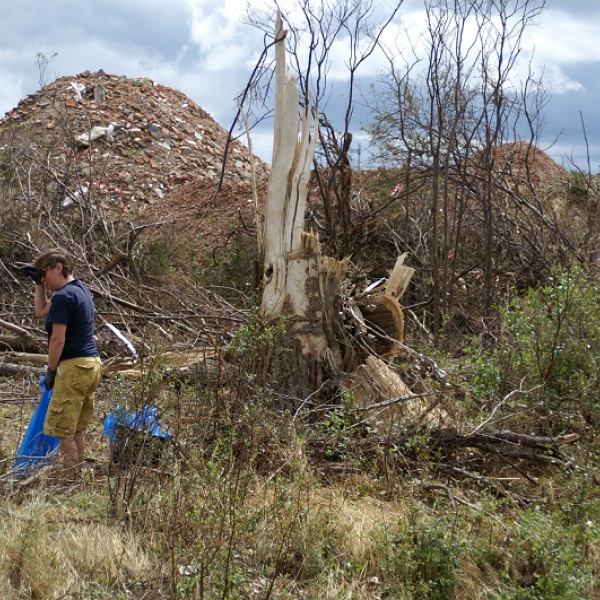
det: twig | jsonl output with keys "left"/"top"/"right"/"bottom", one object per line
{"left": 470, "top": 381, "right": 543, "bottom": 434}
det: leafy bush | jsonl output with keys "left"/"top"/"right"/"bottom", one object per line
{"left": 463, "top": 265, "right": 600, "bottom": 430}
{"left": 371, "top": 506, "right": 465, "bottom": 599}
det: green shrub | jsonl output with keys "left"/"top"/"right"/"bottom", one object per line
{"left": 503, "top": 507, "right": 596, "bottom": 598}
{"left": 462, "top": 264, "right": 600, "bottom": 429}
{"left": 371, "top": 507, "right": 465, "bottom": 599}
{"left": 196, "top": 233, "right": 257, "bottom": 305}
{"left": 139, "top": 238, "right": 174, "bottom": 277}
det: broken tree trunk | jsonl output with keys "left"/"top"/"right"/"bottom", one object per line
{"left": 257, "top": 14, "right": 415, "bottom": 405}
{"left": 258, "top": 13, "right": 340, "bottom": 401}
{"left": 260, "top": 13, "right": 318, "bottom": 321}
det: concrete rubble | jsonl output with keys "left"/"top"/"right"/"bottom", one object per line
{"left": 0, "top": 70, "right": 270, "bottom": 221}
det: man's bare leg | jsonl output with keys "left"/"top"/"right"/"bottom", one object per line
{"left": 58, "top": 437, "right": 79, "bottom": 480}
{"left": 74, "top": 431, "right": 85, "bottom": 465}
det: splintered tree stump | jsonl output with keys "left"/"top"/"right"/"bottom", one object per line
{"left": 354, "top": 292, "right": 405, "bottom": 357}
{"left": 257, "top": 12, "right": 413, "bottom": 400}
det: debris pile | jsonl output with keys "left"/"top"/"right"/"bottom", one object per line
{"left": 0, "top": 70, "right": 269, "bottom": 242}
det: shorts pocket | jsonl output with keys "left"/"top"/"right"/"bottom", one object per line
{"left": 45, "top": 396, "right": 74, "bottom": 436}
{"left": 47, "top": 395, "right": 69, "bottom": 420}
{"left": 72, "top": 364, "right": 97, "bottom": 391}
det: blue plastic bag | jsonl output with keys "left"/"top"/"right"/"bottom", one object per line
{"left": 103, "top": 405, "right": 172, "bottom": 467}
{"left": 103, "top": 405, "right": 172, "bottom": 443}
{"left": 13, "top": 381, "right": 59, "bottom": 476}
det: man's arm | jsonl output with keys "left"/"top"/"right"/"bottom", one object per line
{"left": 34, "top": 284, "right": 51, "bottom": 318}
{"left": 48, "top": 323, "right": 66, "bottom": 370}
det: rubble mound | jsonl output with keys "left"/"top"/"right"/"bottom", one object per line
{"left": 489, "top": 141, "right": 570, "bottom": 189}
{"left": 0, "top": 70, "right": 269, "bottom": 260}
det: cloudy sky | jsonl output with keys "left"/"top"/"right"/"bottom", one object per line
{"left": 1, "top": 0, "right": 599, "bottom": 171}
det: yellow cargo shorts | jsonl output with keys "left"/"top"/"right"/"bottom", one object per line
{"left": 44, "top": 356, "right": 103, "bottom": 438}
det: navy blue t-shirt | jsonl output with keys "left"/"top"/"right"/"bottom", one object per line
{"left": 45, "top": 279, "right": 99, "bottom": 361}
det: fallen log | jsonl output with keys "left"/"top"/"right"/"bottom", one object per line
{"left": 0, "top": 318, "right": 34, "bottom": 338}
{"left": 341, "top": 354, "right": 448, "bottom": 432}
{"left": 306, "top": 427, "right": 578, "bottom": 505}
{"left": 429, "top": 430, "right": 573, "bottom": 457}
{"left": 0, "top": 336, "right": 46, "bottom": 355}
{"left": 2, "top": 352, "right": 47, "bottom": 365}
{"left": 0, "top": 363, "right": 43, "bottom": 378}
{"left": 308, "top": 429, "right": 576, "bottom": 462}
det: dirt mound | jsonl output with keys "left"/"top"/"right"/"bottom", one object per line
{"left": 489, "top": 141, "right": 569, "bottom": 189}
{"left": 0, "top": 70, "right": 270, "bottom": 259}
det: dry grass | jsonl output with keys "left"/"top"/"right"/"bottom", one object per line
{"left": 0, "top": 491, "right": 158, "bottom": 599}
{"left": 1, "top": 334, "right": 600, "bottom": 598}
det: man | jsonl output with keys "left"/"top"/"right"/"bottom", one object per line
{"left": 25, "top": 248, "right": 102, "bottom": 479}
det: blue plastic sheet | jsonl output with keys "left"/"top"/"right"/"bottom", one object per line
{"left": 103, "top": 404, "right": 172, "bottom": 443}
{"left": 13, "top": 381, "right": 59, "bottom": 476}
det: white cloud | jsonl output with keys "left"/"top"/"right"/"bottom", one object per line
{"left": 524, "top": 9, "right": 600, "bottom": 94}
{"left": 536, "top": 9, "right": 600, "bottom": 63}
{"left": 185, "top": 0, "right": 263, "bottom": 66}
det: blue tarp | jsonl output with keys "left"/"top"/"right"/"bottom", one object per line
{"left": 13, "top": 380, "right": 59, "bottom": 476}
{"left": 103, "top": 404, "right": 172, "bottom": 443}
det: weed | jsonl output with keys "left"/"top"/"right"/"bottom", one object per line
{"left": 371, "top": 505, "right": 465, "bottom": 599}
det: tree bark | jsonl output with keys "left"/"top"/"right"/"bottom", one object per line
{"left": 259, "top": 12, "right": 333, "bottom": 399}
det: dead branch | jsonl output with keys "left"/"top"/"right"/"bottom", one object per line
{"left": 0, "top": 319, "right": 34, "bottom": 338}
{"left": 99, "top": 250, "right": 142, "bottom": 286}
{"left": 306, "top": 425, "right": 577, "bottom": 506}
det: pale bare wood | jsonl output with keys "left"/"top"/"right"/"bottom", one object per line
{"left": 0, "top": 319, "right": 33, "bottom": 338}
{"left": 354, "top": 291, "right": 405, "bottom": 355}
{"left": 386, "top": 253, "right": 415, "bottom": 300}
{"left": 556, "top": 433, "right": 580, "bottom": 446}
{"left": 102, "top": 348, "right": 220, "bottom": 379}
{"left": 260, "top": 11, "right": 319, "bottom": 320}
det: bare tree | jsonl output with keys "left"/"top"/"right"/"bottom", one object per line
{"left": 368, "top": 0, "right": 564, "bottom": 342}
{"left": 248, "top": 0, "right": 403, "bottom": 258}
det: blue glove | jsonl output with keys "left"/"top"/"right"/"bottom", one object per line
{"left": 42, "top": 368, "right": 56, "bottom": 390}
